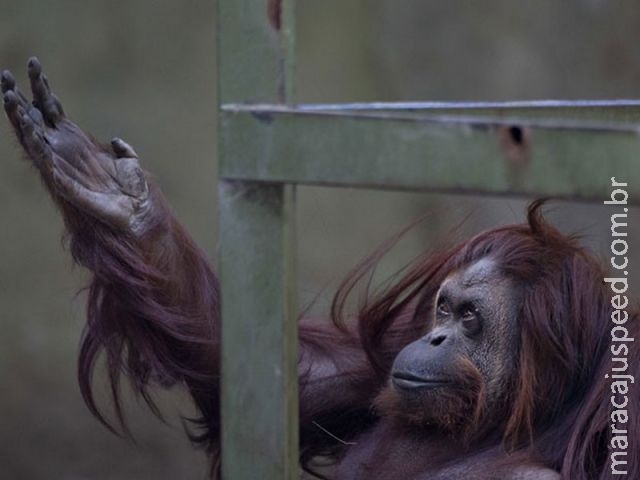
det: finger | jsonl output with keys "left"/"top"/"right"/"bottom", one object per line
{"left": 2, "top": 70, "right": 31, "bottom": 109}
{"left": 3, "top": 91, "right": 33, "bottom": 145}
{"left": 1, "top": 69, "right": 43, "bottom": 127}
{"left": 1, "top": 69, "right": 16, "bottom": 94}
{"left": 3, "top": 90, "right": 22, "bottom": 136}
{"left": 111, "top": 137, "right": 138, "bottom": 158}
{"left": 27, "top": 57, "right": 64, "bottom": 125}
{"left": 19, "top": 112, "right": 53, "bottom": 172}
{"left": 27, "top": 58, "right": 48, "bottom": 107}
{"left": 3, "top": 75, "right": 30, "bottom": 107}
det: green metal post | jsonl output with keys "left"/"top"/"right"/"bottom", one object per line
{"left": 217, "top": 0, "right": 298, "bottom": 478}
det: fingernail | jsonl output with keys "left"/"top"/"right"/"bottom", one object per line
{"left": 4, "top": 90, "right": 15, "bottom": 104}
{"left": 27, "top": 57, "right": 41, "bottom": 76}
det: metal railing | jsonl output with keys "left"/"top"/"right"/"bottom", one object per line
{"left": 217, "top": 1, "right": 639, "bottom": 478}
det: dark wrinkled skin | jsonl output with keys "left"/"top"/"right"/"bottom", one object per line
{"left": 2, "top": 57, "right": 151, "bottom": 234}
{"left": 339, "top": 260, "right": 559, "bottom": 480}
{"left": 392, "top": 258, "right": 521, "bottom": 408}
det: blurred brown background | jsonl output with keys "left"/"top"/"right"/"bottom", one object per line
{"left": 1, "top": 1, "right": 639, "bottom": 479}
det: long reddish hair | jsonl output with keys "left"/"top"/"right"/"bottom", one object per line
{"left": 68, "top": 188, "right": 221, "bottom": 468}
{"left": 331, "top": 201, "right": 639, "bottom": 479}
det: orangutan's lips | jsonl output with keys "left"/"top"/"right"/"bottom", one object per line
{"left": 391, "top": 372, "right": 451, "bottom": 390}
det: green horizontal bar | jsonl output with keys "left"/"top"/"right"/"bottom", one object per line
{"left": 224, "top": 100, "right": 640, "bottom": 123}
{"left": 219, "top": 108, "right": 640, "bottom": 203}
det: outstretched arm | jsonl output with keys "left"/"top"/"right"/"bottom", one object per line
{"left": 2, "top": 58, "right": 220, "bottom": 450}
{"left": 2, "top": 58, "right": 382, "bottom": 470}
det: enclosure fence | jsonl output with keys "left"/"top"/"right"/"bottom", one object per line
{"left": 217, "top": 1, "right": 640, "bottom": 478}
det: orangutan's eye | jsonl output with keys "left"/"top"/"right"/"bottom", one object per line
{"left": 436, "top": 297, "right": 450, "bottom": 316}
{"left": 460, "top": 304, "right": 481, "bottom": 335}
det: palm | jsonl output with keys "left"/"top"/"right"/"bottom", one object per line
{"left": 2, "top": 57, "right": 150, "bottom": 234}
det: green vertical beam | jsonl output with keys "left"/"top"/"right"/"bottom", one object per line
{"left": 218, "top": 182, "right": 298, "bottom": 479}
{"left": 217, "top": 0, "right": 298, "bottom": 479}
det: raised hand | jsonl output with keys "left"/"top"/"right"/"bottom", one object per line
{"left": 1, "top": 57, "right": 223, "bottom": 469}
{"left": 2, "top": 57, "right": 151, "bottom": 234}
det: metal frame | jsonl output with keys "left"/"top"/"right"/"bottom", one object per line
{"left": 217, "top": 2, "right": 639, "bottom": 479}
